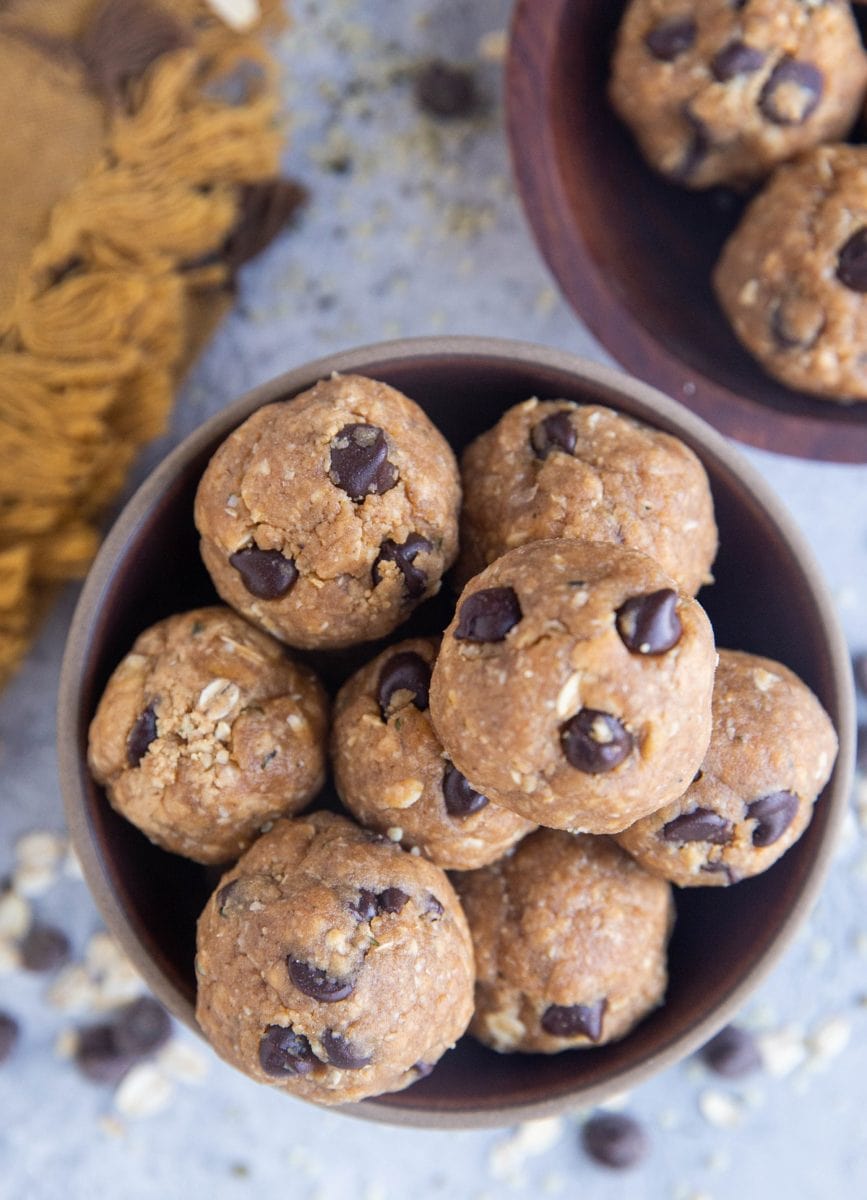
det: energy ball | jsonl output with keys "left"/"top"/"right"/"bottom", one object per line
{"left": 430, "top": 540, "right": 716, "bottom": 834}
{"left": 456, "top": 398, "right": 717, "bottom": 595}
{"left": 195, "top": 812, "right": 475, "bottom": 1105}
{"left": 88, "top": 607, "right": 328, "bottom": 864}
{"left": 615, "top": 649, "right": 838, "bottom": 885}
{"left": 195, "top": 374, "right": 460, "bottom": 649}
{"left": 454, "top": 830, "right": 674, "bottom": 1053}
{"left": 714, "top": 144, "right": 867, "bottom": 402}
{"left": 610, "top": 0, "right": 867, "bottom": 189}
{"left": 332, "top": 637, "right": 536, "bottom": 870}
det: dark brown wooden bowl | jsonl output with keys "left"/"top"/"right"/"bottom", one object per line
{"left": 58, "top": 337, "right": 854, "bottom": 1127}
{"left": 507, "top": 0, "right": 867, "bottom": 462}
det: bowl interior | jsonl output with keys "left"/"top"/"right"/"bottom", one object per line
{"left": 63, "top": 344, "right": 849, "bottom": 1124}
{"left": 508, "top": 0, "right": 867, "bottom": 462}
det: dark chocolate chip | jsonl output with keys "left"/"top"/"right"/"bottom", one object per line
{"left": 377, "top": 887, "right": 410, "bottom": 914}
{"left": 372, "top": 534, "right": 432, "bottom": 599}
{"left": 836, "top": 229, "right": 867, "bottom": 293}
{"left": 223, "top": 180, "right": 308, "bottom": 271}
{"left": 616, "top": 589, "right": 682, "bottom": 655}
{"left": 19, "top": 924, "right": 70, "bottom": 973}
{"left": 259, "top": 1025, "right": 316, "bottom": 1077}
{"left": 661, "top": 808, "right": 734, "bottom": 844}
{"left": 561, "top": 710, "right": 633, "bottom": 774}
{"left": 770, "top": 295, "right": 825, "bottom": 349}
{"left": 126, "top": 703, "right": 158, "bottom": 767}
{"left": 673, "top": 109, "right": 711, "bottom": 181}
{"left": 413, "top": 1060, "right": 434, "bottom": 1077}
{"left": 287, "top": 959, "right": 355, "bottom": 1002}
{"left": 422, "top": 892, "right": 444, "bottom": 919}
{"left": 693, "top": 769, "right": 704, "bottom": 783}
{"left": 0, "top": 1012, "right": 20, "bottom": 1064}
{"left": 320, "top": 1029, "right": 371, "bottom": 1069}
{"left": 114, "top": 996, "right": 172, "bottom": 1057}
{"left": 454, "top": 587, "right": 522, "bottom": 643}
{"left": 216, "top": 880, "right": 240, "bottom": 916}
{"left": 701, "top": 861, "right": 737, "bottom": 884}
{"left": 442, "top": 761, "right": 488, "bottom": 817}
{"left": 582, "top": 1112, "right": 649, "bottom": 1170}
{"left": 74, "top": 1024, "right": 132, "bottom": 1085}
{"left": 644, "top": 18, "right": 696, "bottom": 61}
{"left": 759, "top": 58, "right": 823, "bottom": 125}
{"left": 530, "top": 411, "right": 577, "bottom": 459}
{"left": 415, "top": 60, "right": 478, "bottom": 119}
{"left": 853, "top": 651, "right": 867, "bottom": 697}
{"left": 711, "top": 41, "right": 766, "bottom": 81}
{"left": 746, "top": 791, "right": 799, "bottom": 847}
{"left": 329, "top": 423, "right": 397, "bottom": 501}
{"left": 377, "top": 650, "right": 431, "bottom": 720}
{"left": 351, "top": 888, "right": 379, "bottom": 922}
{"left": 701, "top": 1025, "right": 762, "bottom": 1078}
{"left": 79, "top": 0, "right": 192, "bottom": 105}
{"left": 541, "top": 998, "right": 607, "bottom": 1041}
{"left": 229, "top": 546, "right": 298, "bottom": 600}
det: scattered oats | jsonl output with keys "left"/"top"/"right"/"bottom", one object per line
{"left": 806, "top": 1014, "right": 851, "bottom": 1065}
{"left": 698, "top": 1089, "right": 744, "bottom": 1129}
{"left": 54, "top": 1028, "right": 79, "bottom": 1059}
{"left": 203, "top": 0, "right": 260, "bottom": 30}
{"left": 488, "top": 1117, "right": 563, "bottom": 1181}
{"left": 15, "top": 830, "right": 66, "bottom": 870}
{"left": 197, "top": 679, "right": 240, "bottom": 721}
{"left": 84, "top": 933, "right": 143, "bottom": 1008}
{"left": 0, "top": 938, "right": 21, "bottom": 974}
{"left": 98, "top": 1115, "right": 126, "bottom": 1139}
{"left": 286, "top": 713, "right": 306, "bottom": 732}
{"left": 478, "top": 29, "right": 508, "bottom": 62}
{"left": 48, "top": 965, "right": 97, "bottom": 1011}
{"left": 385, "top": 827, "right": 403, "bottom": 842}
{"left": 0, "top": 890, "right": 31, "bottom": 938}
{"left": 115, "top": 1062, "right": 175, "bottom": 1118}
{"left": 12, "top": 862, "right": 58, "bottom": 897}
{"left": 156, "top": 1037, "right": 209, "bottom": 1084}
{"left": 757, "top": 1026, "right": 807, "bottom": 1078}
{"left": 535, "top": 286, "right": 558, "bottom": 316}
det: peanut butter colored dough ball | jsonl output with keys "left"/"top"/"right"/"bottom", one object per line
{"left": 195, "top": 812, "right": 475, "bottom": 1105}
{"left": 194, "top": 374, "right": 460, "bottom": 650}
{"left": 456, "top": 398, "right": 717, "bottom": 595}
{"left": 615, "top": 649, "right": 838, "bottom": 885}
{"left": 454, "top": 830, "right": 674, "bottom": 1053}
{"left": 88, "top": 607, "right": 328, "bottom": 864}
{"left": 332, "top": 637, "right": 536, "bottom": 870}
{"left": 429, "top": 540, "right": 716, "bottom": 834}
{"left": 610, "top": 0, "right": 867, "bottom": 189}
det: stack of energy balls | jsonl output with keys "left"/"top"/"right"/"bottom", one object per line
{"left": 88, "top": 374, "right": 837, "bottom": 1105}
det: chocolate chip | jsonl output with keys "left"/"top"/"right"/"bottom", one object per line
{"left": 0, "top": 1012, "right": 19, "bottom": 1064}
{"left": 79, "top": 0, "right": 192, "bottom": 105}
{"left": 541, "top": 999, "right": 607, "bottom": 1041}
{"left": 530, "top": 411, "right": 577, "bottom": 459}
{"left": 853, "top": 651, "right": 867, "bottom": 697}
{"left": 114, "top": 997, "right": 172, "bottom": 1057}
{"left": 320, "top": 1029, "right": 371, "bottom": 1069}
{"left": 74, "top": 1023, "right": 133, "bottom": 1084}
{"left": 442, "top": 761, "right": 488, "bottom": 817}
{"left": 413, "top": 1060, "right": 434, "bottom": 1077}
{"left": 222, "top": 180, "right": 308, "bottom": 271}
{"left": 645, "top": 18, "right": 696, "bottom": 61}
{"left": 711, "top": 41, "right": 766, "bottom": 81}
{"left": 229, "top": 546, "right": 298, "bottom": 600}
{"left": 701, "top": 1025, "right": 762, "bottom": 1078}
{"left": 287, "top": 959, "right": 355, "bottom": 1002}
{"left": 351, "top": 888, "right": 379, "bottom": 922}
{"left": 770, "top": 295, "right": 825, "bottom": 350}
{"left": 372, "top": 534, "right": 432, "bottom": 599}
{"left": 759, "top": 58, "right": 823, "bottom": 125}
{"left": 415, "top": 61, "right": 478, "bottom": 119}
{"left": 836, "top": 229, "right": 867, "bottom": 292}
{"left": 377, "top": 651, "right": 431, "bottom": 720}
{"left": 216, "top": 880, "right": 240, "bottom": 916}
{"left": 582, "top": 1112, "right": 649, "bottom": 1169}
{"left": 258, "top": 1025, "right": 316, "bottom": 1077}
{"left": 377, "top": 887, "right": 410, "bottom": 914}
{"left": 616, "top": 589, "right": 682, "bottom": 655}
{"left": 19, "top": 924, "right": 70, "bottom": 973}
{"left": 329, "top": 423, "right": 397, "bottom": 501}
{"left": 454, "top": 587, "right": 522, "bottom": 642}
{"left": 422, "top": 892, "right": 444, "bottom": 919}
{"left": 673, "top": 109, "right": 711, "bottom": 181}
{"left": 693, "top": 769, "right": 704, "bottom": 783}
{"left": 701, "top": 861, "right": 737, "bottom": 884}
{"left": 561, "top": 710, "right": 633, "bottom": 774}
{"left": 126, "top": 703, "right": 157, "bottom": 767}
{"left": 661, "top": 808, "right": 733, "bottom": 844}
{"left": 747, "top": 791, "right": 799, "bottom": 847}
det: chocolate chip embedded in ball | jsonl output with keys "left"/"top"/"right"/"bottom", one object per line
{"left": 561, "top": 710, "right": 633, "bottom": 774}
{"left": 541, "top": 998, "right": 607, "bottom": 1041}
{"left": 377, "top": 651, "right": 431, "bottom": 720}
{"left": 711, "top": 41, "right": 766, "bottom": 82}
{"left": 329, "top": 423, "right": 398, "bottom": 501}
{"left": 530, "top": 411, "right": 577, "bottom": 459}
{"left": 746, "top": 791, "right": 799, "bottom": 847}
{"left": 661, "top": 808, "right": 733, "bottom": 844}
{"left": 259, "top": 1024, "right": 317, "bottom": 1077}
{"left": 836, "top": 229, "right": 867, "bottom": 292}
{"left": 377, "top": 887, "right": 410, "bottom": 914}
{"left": 0, "top": 1012, "right": 20, "bottom": 1065}
{"left": 616, "top": 589, "right": 682, "bottom": 655}
{"left": 582, "top": 1112, "right": 650, "bottom": 1170}
{"left": 126, "top": 703, "right": 157, "bottom": 767}
{"left": 228, "top": 546, "right": 298, "bottom": 599}
{"left": 644, "top": 17, "right": 696, "bottom": 62}
{"left": 372, "top": 534, "right": 432, "bottom": 599}
{"left": 287, "top": 958, "right": 355, "bottom": 1002}
{"left": 770, "top": 294, "right": 826, "bottom": 350}
{"left": 701, "top": 1024, "right": 762, "bottom": 1079}
{"left": 454, "top": 587, "right": 522, "bottom": 643}
{"left": 442, "top": 761, "right": 488, "bottom": 817}
{"left": 672, "top": 108, "right": 712, "bottom": 182}
{"left": 320, "top": 1029, "right": 371, "bottom": 1069}
{"left": 759, "top": 58, "right": 823, "bottom": 125}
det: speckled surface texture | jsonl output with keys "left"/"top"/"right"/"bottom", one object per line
{"left": 2, "top": 2, "right": 867, "bottom": 1197}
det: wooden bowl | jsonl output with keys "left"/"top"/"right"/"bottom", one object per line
{"left": 58, "top": 337, "right": 854, "bottom": 1127}
{"left": 507, "top": 0, "right": 867, "bottom": 463}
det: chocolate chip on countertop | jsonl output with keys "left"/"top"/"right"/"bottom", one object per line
{"left": 454, "top": 587, "right": 522, "bottom": 643}
{"left": 442, "top": 761, "right": 488, "bottom": 817}
{"left": 259, "top": 1025, "right": 316, "bottom": 1077}
{"left": 372, "top": 534, "right": 432, "bottom": 599}
{"left": 616, "top": 589, "right": 682, "bottom": 655}
{"left": 701, "top": 1024, "right": 762, "bottom": 1078}
{"left": 711, "top": 41, "right": 766, "bottom": 81}
{"left": 320, "top": 1029, "right": 371, "bottom": 1069}
{"left": 530, "top": 411, "right": 577, "bottom": 459}
{"left": 74, "top": 1023, "right": 133, "bottom": 1085}
{"left": 114, "top": 997, "right": 172, "bottom": 1057}
{"left": 0, "top": 1012, "right": 20, "bottom": 1064}
{"left": 229, "top": 546, "right": 298, "bottom": 600}
{"left": 287, "top": 958, "right": 355, "bottom": 1003}
{"left": 582, "top": 1112, "right": 650, "bottom": 1169}
{"left": 126, "top": 703, "right": 157, "bottom": 767}
{"left": 759, "top": 58, "right": 823, "bottom": 125}
{"left": 644, "top": 18, "right": 696, "bottom": 62}
{"left": 561, "top": 710, "right": 633, "bottom": 774}
{"left": 377, "top": 887, "right": 410, "bottom": 914}
{"left": 329, "top": 423, "right": 397, "bottom": 501}
{"left": 853, "top": 651, "right": 867, "bottom": 697}
{"left": 747, "top": 791, "right": 799, "bottom": 847}
{"left": 661, "top": 808, "right": 733, "bottom": 844}
{"left": 377, "top": 651, "right": 431, "bottom": 720}
{"left": 415, "top": 61, "right": 478, "bottom": 119}
{"left": 541, "top": 999, "right": 607, "bottom": 1041}
{"left": 19, "top": 924, "right": 71, "bottom": 973}
{"left": 836, "top": 229, "right": 867, "bottom": 293}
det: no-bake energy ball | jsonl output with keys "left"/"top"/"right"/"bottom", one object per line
{"left": 195, "top": 812, "right": 475, "bottom": 1105}
{"left": 454, "top": 830, "right": 674, "bottom": 1053}
{"left": 616, "top": 649, "right": 838, "bottom": 885}
{"left": 610, "top": 0, "right": 867, "bottom": 189}
{"left": 430, "top": 539, "right": 716, "bottom": 833}
{"left": 195, "top": 374, "right": 460, "bottom": 649}
{"left": 332, "top": 637, "right": 536, "bottom": 870}
{"left": 87, "top": 607, "right": 328, "bottom": 864}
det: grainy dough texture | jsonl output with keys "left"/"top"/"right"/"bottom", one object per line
{"left": 714, "top": 144, "right": 867, "bottom": 402}
{"left": 195, "top": 374, "right": 460, "bottom": 649}
{"left": 457, "top": 398, "right": 717, "bottom": 594}
{"left": 616, "top": 649, "right": 838, "bottom": 885}
{"left": 332, "top": 637, "right": 535, "bottom": 870}
{"left": 610, "top": 0, "right": 867, "bottom": 189}
{"left": 454, "top": 830, "right": 674, "bottom": 1053}
{"left": 195, "top": 812, "right": 475, "bottom": 1104}
{"left": 88, "top": 607, "right": 328, "bottom": 864}
{"left": 430, "top": 539, "right": 716, "bottom": 833}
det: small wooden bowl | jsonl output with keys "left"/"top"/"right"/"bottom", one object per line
{"left": 58, "top": 337, "right": 854, "bottom": 1127}
{"left": 507, "top": 0, "right": 867, "bottom": 462}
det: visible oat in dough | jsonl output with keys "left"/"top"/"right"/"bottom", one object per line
{"left": 194, "top": 374, "right": 461, "bottom": 649}
{"left": 332, "top": 637, "right": 536, "bottom": 870}
{"left": 429, "top": 539, "right": 716, "bottom": 834}
{"left": 88, "top": 607, "right": 328, "bottom": 864}
{"left": 456, "top": 398, "right": 717, "bottom": 594}
{"left": 454, "top": 830, "right": 674, "bottom": 1053}
{"left": 195, "top": 812, "right": 475, "bottom": 1104}
{"left": 610, "top": 0, "right": 867, "bottom": 189}
{"left": 616, "top": 649, "right": 838, "bottom": 885}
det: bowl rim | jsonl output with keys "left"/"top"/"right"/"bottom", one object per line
{"left": 506, "top": 0, "right": 867, "bottom": 465}
{"left": 58, "top": 335, "right": 855, "bottom": 1128}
